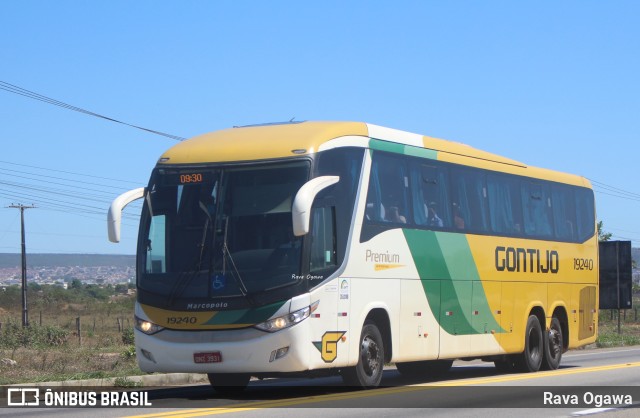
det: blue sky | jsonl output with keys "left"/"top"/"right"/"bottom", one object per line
{"left": 1, "top": 1, "right": 639, "bottom": 254}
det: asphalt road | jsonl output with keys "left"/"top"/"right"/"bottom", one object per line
{"left": 2, "top": 346, "right": 639, "bottom": 418}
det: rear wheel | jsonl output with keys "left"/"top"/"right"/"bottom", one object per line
{"left": 542, "top": 317, "right": 563, "bottom": 370}
{"left": 515, "top": 315, "right": 544, "bottom": 372}
{"left": 396, "top": 360, "right": 453, "bottom": 377}
{"left": 207, "top": 373, "right": 250, "bottom": 394}
{"left": 341, "top": 321, "right": 385, "bottom": 388}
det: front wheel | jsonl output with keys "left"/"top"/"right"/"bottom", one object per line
{"left": 207, "top": 373, "right": 250, "bottom": 394}
{"left": 341, "top": 321, "right": 385, "bottom": 388}
{"left": 542, "top": 317, "right": 563, "bottom": 370}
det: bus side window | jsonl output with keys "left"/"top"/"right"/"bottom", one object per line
{"left": 487, "top": 174, "right": 523, "bottom": 236}
{"left": 366, "top": 153, "right": 409, "bottom": 224}
{"left": 521, "top": 182, "right": 553, "bottom": 238}
{"left": 575, "top": 188, "right": 596, "bottom": 242}
{"left": 551, "top": 185, "right": 576, "bottom": 241}
{"left": 309, "top": 206, "right": 337, "bottom": 274}
{"left": 412, "top": 164, "right": 451, "bottom": 229}
{"left": 449, "top": 167, "right": 488, "bottom": 233}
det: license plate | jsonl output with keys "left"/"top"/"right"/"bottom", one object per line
{"left": 194, "top": 352, "right": 222, "bottom": 363}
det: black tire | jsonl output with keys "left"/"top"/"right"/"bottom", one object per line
{"left": 207, "top": 373, "right": 250, "bottom": 394}
{"left": 515, "top": 315, "right": 544, "bottom": 372}
{"left": 542, "top": 317, "right": 563, "bottom": 370}
{"left": 341, "top": 321, "right": 385, "bottom": 388}
{"left": 396, "top": 360, "right": 453, "bottom": 377}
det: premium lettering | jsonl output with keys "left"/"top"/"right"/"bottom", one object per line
{"left": 365, "top": 249, "right": 400, "bottom": 263}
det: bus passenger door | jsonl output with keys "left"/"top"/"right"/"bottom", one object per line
{"left": 308, "top": 205, "right": 347, "bottom": 367}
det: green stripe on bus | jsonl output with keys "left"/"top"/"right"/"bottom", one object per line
{"left": 402, "top": 229, "right": 503, "bottom": 335}
{"left": 435, "top": 233, "right": 504, "bottom": 334}
{"left": 369, "top": 138, "right": 437, "bottom": 159}
{"left": 204, "top": 301, "right": 285, "bottom": 325}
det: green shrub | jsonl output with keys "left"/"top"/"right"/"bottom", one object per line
{"left": 121, "top": 328, "right": 135, "bottom": 345}
{"left": 121, "top": 345, "right": 136, "bottom": 359}
{"left": 113, "top": 376, "right": 141, "bottom": 388}
{"left": 0, "top": 323, "right": 69, "bottom": 348}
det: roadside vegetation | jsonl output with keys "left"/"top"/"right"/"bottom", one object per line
{"left": 0, "top": 281, "right": 140, "bottom": 385}
{"left": 0, "top": 282, "right": 638, "bottom": 385}
{"left": 596, "top": 286, "right": 640, "bottom": 348}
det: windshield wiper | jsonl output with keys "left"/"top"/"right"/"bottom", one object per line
{"left": 220, "top": 216, "right": 254, "bottom": 305}
{"left": 166, "top": 200, "right": 213, "bottom": 308}
{"left": 197, "top": 200, "right": 213, "bottom": 270}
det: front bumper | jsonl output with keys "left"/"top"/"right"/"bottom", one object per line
{"left": 135, "top": 321, "right": 311, "bottom": 374}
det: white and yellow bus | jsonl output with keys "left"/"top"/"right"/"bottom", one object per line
{"left": 108, "top": 121, "right": 598, "bottom": 391}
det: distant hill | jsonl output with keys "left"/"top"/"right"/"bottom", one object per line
{"left": 0, "top": 253, "right": 135, "bottom": 268}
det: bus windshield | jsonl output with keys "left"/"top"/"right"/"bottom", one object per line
{"left": 139, "top": 161, "right": 310, "bottom": 304}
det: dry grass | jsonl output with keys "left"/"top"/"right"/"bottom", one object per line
{"left": 0, "top": 294, "right": 141, "bottom": 385}
{"left": 0, "top": 346, "right": 138, "bottom": 385}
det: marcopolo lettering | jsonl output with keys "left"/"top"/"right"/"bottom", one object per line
{"left": 495, "top": 246, "right": 559, "bottom": 274}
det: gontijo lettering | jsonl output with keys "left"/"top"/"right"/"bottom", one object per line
{"left": 495, "top": 246, "right": 559, "bottom": 273}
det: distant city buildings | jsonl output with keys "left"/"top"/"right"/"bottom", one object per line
{"left": 0, "top": 264, "right": 135, "bottom": 288}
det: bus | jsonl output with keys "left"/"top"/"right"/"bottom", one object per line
{"left": 107, "top": 121, "right": 598, "bottom": 391}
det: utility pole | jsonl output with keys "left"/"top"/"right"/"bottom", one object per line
{"left": 7, "top": 204, "right": 36, "bottom": 327}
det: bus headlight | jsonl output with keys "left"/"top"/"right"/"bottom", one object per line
{"left": 135, "top": 315, "right": 165, "bottom": 335}
{"left": 255, "top": 301, "right": 318, "bottom": 333}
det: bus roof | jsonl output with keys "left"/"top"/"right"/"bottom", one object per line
{"left": 158, "top": 121, "right": 590, "bottom": 188}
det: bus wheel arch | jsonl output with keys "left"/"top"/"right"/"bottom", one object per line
{"left": 364, "top": 308, "right": 392, "bottom": 363}
{"left": 341, "top": 308, "right": 391, "bottom": 388}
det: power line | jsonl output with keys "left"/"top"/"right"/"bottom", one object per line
{"left": 0, "top": 160, "right": 144, "bottom": 187}
{"left": 0, "top": 80, "right": 187, "bottom": 141}
{"left": 589, "top": 178, "right": 640, "bottom": 201}
{"left": 0, "top": 160, "right": 143, "bottom": 224}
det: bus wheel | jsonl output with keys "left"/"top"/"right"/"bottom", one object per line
{"left": 515, "top": 315, "right": 543, "bottom": 372}
{"left": 396, "top": 360, "right": 453, "bottom": 377}
{"left": 207, "top": 373, "right": 250, "bottom": 394}
{"left": 341, "top": 321, "right": 385, "bottom": 388}
{"left": 542, "top": 317, "right": 563, "bottom": 370}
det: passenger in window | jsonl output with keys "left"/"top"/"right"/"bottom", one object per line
{"left": 453, "top": 203, "right": 465, "bottom": 230}
{"left": 386, "top": 206, "right": 406, "bottom": 224}
{"left": 365, "top": 202, "right": 385, "bottom": 221}
{"left": 427, "top": 202, "right": 443, "bottom": 227}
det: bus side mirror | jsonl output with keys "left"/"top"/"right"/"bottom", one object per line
{"left": 292, "top": 176, "right": 339, "bottom": 236}
{"left": 108, "top": 187, "right": 145, "bottom": 243}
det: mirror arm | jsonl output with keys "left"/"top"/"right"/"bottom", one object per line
{"left": 292, "top": 176, "right": 339, "bottom": 236}
{"left": 108, "top": 187, "right": 145, "bottom": 243}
